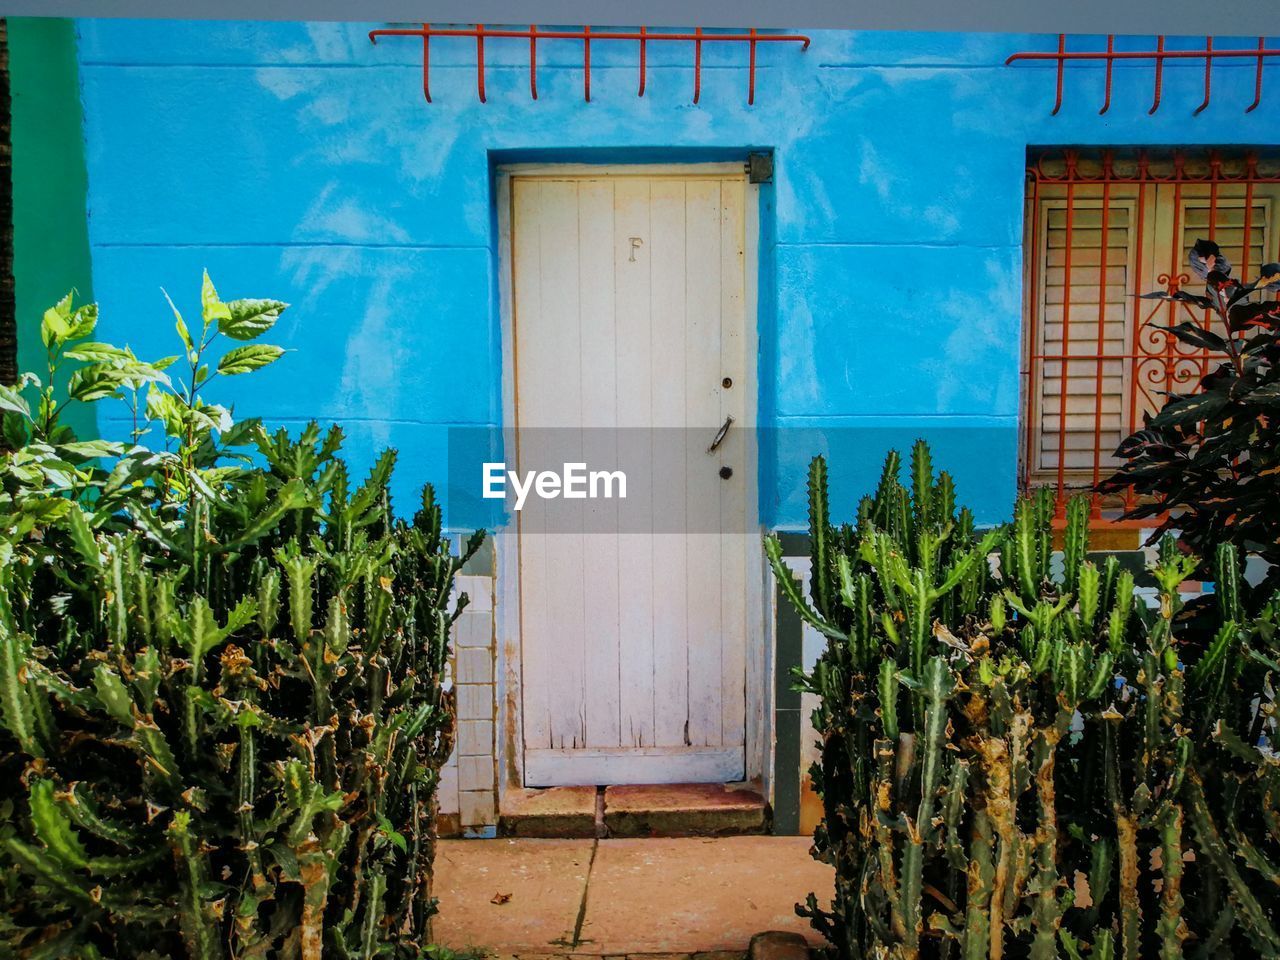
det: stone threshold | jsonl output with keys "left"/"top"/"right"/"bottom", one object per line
{"left": 491, "top": 782, "right": 770, "bottom": 839}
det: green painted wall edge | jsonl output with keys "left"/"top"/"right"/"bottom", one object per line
{"left": 9, "top": 17, "right": 95, "bottom": 439}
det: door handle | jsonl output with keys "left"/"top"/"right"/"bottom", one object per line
{"left": 707, "top": 415, "right": 734, "bottom": 454}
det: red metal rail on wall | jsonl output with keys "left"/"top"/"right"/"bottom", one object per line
{"left": 1007, "top": 36, "right": 1279, "bottom": 115}
{"left": 369, "top": 24, "right": 810, "bottom": 104}
{"left": 1023, "top": 149, "right": 1280, "bottom": 519}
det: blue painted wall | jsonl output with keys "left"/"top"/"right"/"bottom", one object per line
{"left": 73, "top": 23, "right": 1280, "bottom": 527}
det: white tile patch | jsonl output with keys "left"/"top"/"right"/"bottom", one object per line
{"left": 455, "top": 611, "right": 492, "bottom": 648}
{"left": 457, "top": 683, "right": 493, "bottom": 722}
{"left": 437, "top": 758, "right": 460, "bottom": 816}
{"left": 456, "top": 574, "right": 493, "bottom": 612}
{"left": 459, "top": 790, "right": 496, "bottom": 828}
{"left": 441, "top": 570, "right": 498, "bottom": 833}
{"left": 457, "top": 646, "right": 493, "bottom": 685}
{"left": 459, "top": 754, "right": 493, "bottom": 793}
{"left": 457, "top": 719, "right": 494, "bottom": 758}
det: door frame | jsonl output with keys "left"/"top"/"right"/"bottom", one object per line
{"left": 491, "top": 161, "right": 769, "bottom": 800}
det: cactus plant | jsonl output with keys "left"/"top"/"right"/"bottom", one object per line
{"left": 770, "top": 442, "right": 1280, "bottom": 960}
{"left": 0, "top": 278, "right": 482, "bottom": 958}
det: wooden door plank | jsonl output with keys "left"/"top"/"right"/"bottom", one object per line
{"left": 512, "top": 179, "right": 554, "bottom": 752}
{"left": 718, "top": 178, "right": 748, "bottom": 748}
{"left": 649, "top": 179, "right": 693, "bottom": 749}
{"left": 683, "top": 178, "right": 725, "bottom": 749}
{"left": 613, "top": 177, "right": 657, "bottom": 750}
{"left": 578, "top": 179, "right": 623, "bottom": 749}
{"left": 534, "top": 179, "right": 588, "bottom": 750}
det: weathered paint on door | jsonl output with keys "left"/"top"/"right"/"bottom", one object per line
{"left": 511, "top": 170, "right": 750, "bottom": 787}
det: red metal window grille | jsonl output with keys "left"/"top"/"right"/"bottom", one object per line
{"left": 1006, "top": 35, "right": 1280, "bottom": 115}
{"left": 1021, "top": 149, "right": 1280, "bottom": 519}
{"left": 368, "top": 24, "right": 811, "bottom": 104}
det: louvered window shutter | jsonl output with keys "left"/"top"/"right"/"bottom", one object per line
{"left": 1028, "top": 194, "right": 1135, "bottom": 484}
{"left": 1024, "top": 169, "right": 1280, "bottom": 493}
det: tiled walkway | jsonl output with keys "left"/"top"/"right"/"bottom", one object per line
{"left": 432, "top": 836, "right": 833, "bottom": 955}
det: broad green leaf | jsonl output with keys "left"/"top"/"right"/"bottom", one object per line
{"left": 124, "top": 503, "right": 189, "bottom": 557}
{"left": 64, "top": 342, "right": 132, "bottom": 364}
{"left": 58, "top": 439, "right": 127, "bottom": 461}
{"left": 189, "top": 402, "right": 232, "bottom": 433}
{"left": 220, "top": 299, "right": 288, "bottom": 341}
{"left": 117, "top": 359, "right": 174, "bottom": 390}
{"left": 67, "top": 303, "right": 99, "bottom": 340}
{"left": 164, "top": 289, "right": 195, "bottom": 353}
{"left": 67, "top": 363, "right": 128, "bottom": 402}
{"left": 2, "top": 411, "right": 27, "bottom": 448}
{"left": 219, "top": 417, "right": 264, "bottom": 449}
{"left": 38, "top": 464, "right": 75, "bottom": 489}
{"left": 41, "top": 294, "right": 73, "bottom": 348}
{"left": 103, "top": 449, "right": 174, "bottom": 495}
{"left": 200, "top": 270, "right": 232, "bottom": 325}
{"left": 146, "top": 389, "right": 187, "bottom": 437}
{"left": 0, "top": 383, "right": 30, "bottom": 418}
{"left": 217, "top": 343, "right": 285, "bottom": 376}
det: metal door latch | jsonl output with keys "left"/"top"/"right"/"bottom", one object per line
{"left": 707, "top": 415, "right": 734, "bottom": 453}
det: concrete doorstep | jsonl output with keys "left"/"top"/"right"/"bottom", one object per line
{"left": 494, "top": 783, "right": 771, "bottom": 839}
{"left": 432, "top": 836, "right": 833, "bottom": 957}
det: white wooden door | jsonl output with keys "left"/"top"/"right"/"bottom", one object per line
{"left": 509, "top": 169, "right": 751, "bottom": 787}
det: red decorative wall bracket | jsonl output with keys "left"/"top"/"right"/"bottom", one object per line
{"left": 1006, "top": 35, "right": 1280, "bottom": 115}
{"left": 368, "top": 24, "right": 810, "bottom": 105}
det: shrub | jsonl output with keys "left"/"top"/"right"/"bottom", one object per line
{"left": 769, "top": 443, "right": 1280, "bottom": 960}
{"left": 1100, "top": 243, "right": 1280, "bottom": 594}
{"left": 0, "top": 276, "right": 481, "bottom": 959}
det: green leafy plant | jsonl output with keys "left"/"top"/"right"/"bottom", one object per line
{"left": 1100, "top": 243, "right": 1280, "bottom": 592}
{"left": 0, "top": 276, "right": 482, "bottom": 959}
{"left": 771, "top": 442, "right": 1280, "bottom": 959}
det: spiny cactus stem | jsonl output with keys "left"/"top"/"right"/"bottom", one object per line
{"left": 976, "top": 733, "right": 1014, "bottom": 960}
{"left": 1157, "top": 804, "right": 1188, "bottom": 960}
{"left": 872, "top": 738, "right": 906, "bottom": 944}
{"left": 962, "top": 804, "right": 995, "bottom": 960}
{"left": 1029, "top": 724, "right": 1068, "bottom": 960}
{"left": 1184, "top": 772, "right": 1280, "bottom": 954}
{"left": 1263, "top": 779, "right": 1280, "bottom": 847}
{"left": 943, "top": 760, "right": 970, "bottom": 873}
{"left": 298, "top": 835, "right": 332, "bottom": 960}
{"left": 809, "top": 457, "right": 833, "bottom": 619}
{"left": 1062, "top": 497, "right": 1090, "bottom": 596}
{"left": 916, "top": 658, "right": 952, "bottom": 846}
{"left": 1114, "top": 813, "right": 1142, "bottom": 960}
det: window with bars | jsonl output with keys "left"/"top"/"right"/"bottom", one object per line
{"left": 1021, "top": 149, "right": 1280, "bottom": 510}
